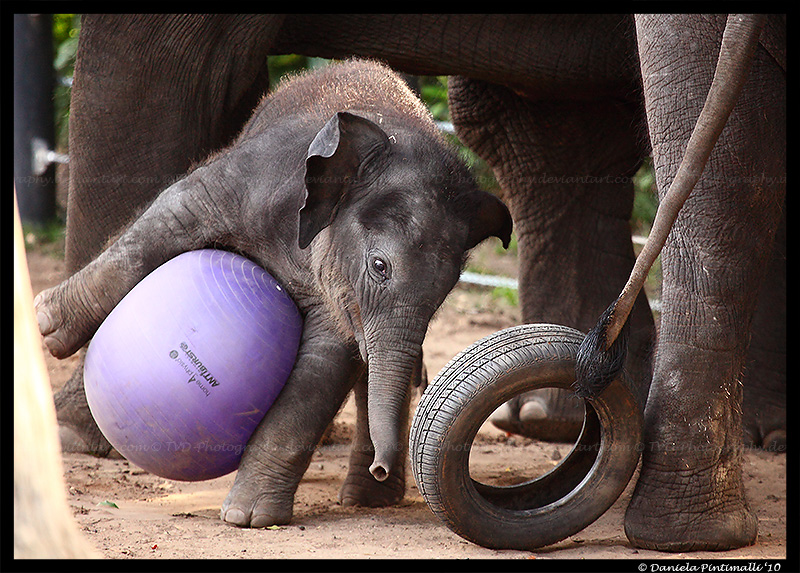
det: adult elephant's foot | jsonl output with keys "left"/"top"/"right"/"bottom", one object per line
{"left": 489, "top": 389, "right": 583, "bottom": 442}
{"left": 338, "top": 447, "right": 405, "bottom": 507}
{"left": 742, "top": 370, "right": 786, "bottom": 453}
{"left": 220, "top": 461, "right": 296, "bottom": 528}
{"left": 624, "top": 448, "right": 758, "bottom": 551}
{"left": 744, "top": 422, "right": 787, "bottom": 453}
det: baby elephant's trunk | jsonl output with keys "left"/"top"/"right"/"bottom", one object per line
{"left": 365, "top": 343, "right": 419, "bottom": 481}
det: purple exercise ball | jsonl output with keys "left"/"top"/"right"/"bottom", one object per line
{"left": 84, "top": 249, "right": 302, "bottom": 481}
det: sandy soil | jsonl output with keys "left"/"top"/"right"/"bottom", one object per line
{"left": 25, "top": 238, "right": 787, "bottom": 561}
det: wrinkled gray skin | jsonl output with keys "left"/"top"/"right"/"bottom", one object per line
{"left": 48, "top": 14, "right": 784, "bottom": 551}
{"left": 36, "top": 60, "right": 512, "bottom": 528}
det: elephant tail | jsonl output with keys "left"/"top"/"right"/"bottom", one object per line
{"left": 573, "top": 298, "right": 629, "bottom": 400}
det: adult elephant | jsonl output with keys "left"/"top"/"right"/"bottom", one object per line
{"left": 56, "top": 14, "right": 785, "bottom": 552}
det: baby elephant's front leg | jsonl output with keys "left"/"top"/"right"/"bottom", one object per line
{"left": 35, "top": 246, "right": 147, "bottom": 358}
{"left": 36, "top": 166, "right": 237, "bottom": 358}
{"left": 222, "top": 327, "right": 359, "bottom": 528}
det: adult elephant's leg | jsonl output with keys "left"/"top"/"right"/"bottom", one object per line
{"left": 626, "top": 14, "right": 785, "bottom": 551}
{"left": 56, "top": 14, "right": 280, "bottom": 454}
{"left": 66, "top": 14, "right": 279, "bottom": 271}
{"left": 448, "top": 78, "right": 654, "bottom": 441}
{"left": 743, "top": 209, "right": 786, "bottom": 451}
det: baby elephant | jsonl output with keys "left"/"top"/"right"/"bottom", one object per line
{"left": 36, "top": 59, "right": 512, "bottom": 527}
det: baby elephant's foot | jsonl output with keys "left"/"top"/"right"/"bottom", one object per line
{"left": 220, "top": 464, "right": 296, "bottom": 528}
{"left": 339, "top": 452, "right": 405, "bottom": 507}
{"left": 34, "top": 285, "right": 95, "bottom": 358}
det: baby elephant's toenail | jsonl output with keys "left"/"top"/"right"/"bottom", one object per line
{"left": 36, "top": 310, "right": 52, "bottom": 334}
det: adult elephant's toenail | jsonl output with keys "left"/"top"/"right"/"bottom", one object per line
{"left": 222, "top": 508, "right": 247, "bottom": 527}
{"left": 519, "top": 399, "right": 548, "bottom": 422}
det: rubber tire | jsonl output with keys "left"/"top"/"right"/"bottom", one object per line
{"left": 410, "top": 323, "right": 643, "bottom": 550}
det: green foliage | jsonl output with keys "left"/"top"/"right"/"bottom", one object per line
{"left": 267, "top": 55, "right": 331, "bottom": 89}
{"left": 417, "top": 76, "right": 449, "bottom": 122}
{"left": 22, "top": 219, "right": 65, "bottom": 244}
{"left": 631, "top": 158, "right": 658, "bottom": 234}
{"left": 52, "top": 14, "right": 81, "bottom": 149}
{"left": 52, "top": 14, "right": 80, "bottom": 63}
{"left": 22, "top": 219, "right": 66, "bottom": 259}
{"left": 491, "top": 286, "right": 519, "bottom": 307}
{"left": 630, "top": 157, "right": 661, "bottom": 315}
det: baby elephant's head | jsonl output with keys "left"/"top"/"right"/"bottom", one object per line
{"left": 300, "top": 111, "right": 512, "bottom": 481}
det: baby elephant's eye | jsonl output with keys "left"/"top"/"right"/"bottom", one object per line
{"left": 369, "top": 255, "right": 391, "bottom": 282}
{"left": 373, "top": 258, "right": 388, "bottom": 276}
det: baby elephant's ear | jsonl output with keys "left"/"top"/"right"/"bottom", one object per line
{"left": 299, "top": 112, "right": 391, "bottom": 249}
{"left": 465, "top": 191, "right": 513, "bottom": 251}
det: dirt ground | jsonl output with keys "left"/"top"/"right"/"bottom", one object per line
{"left": 24, "top": 237, "right": 787, "bottom": 562}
